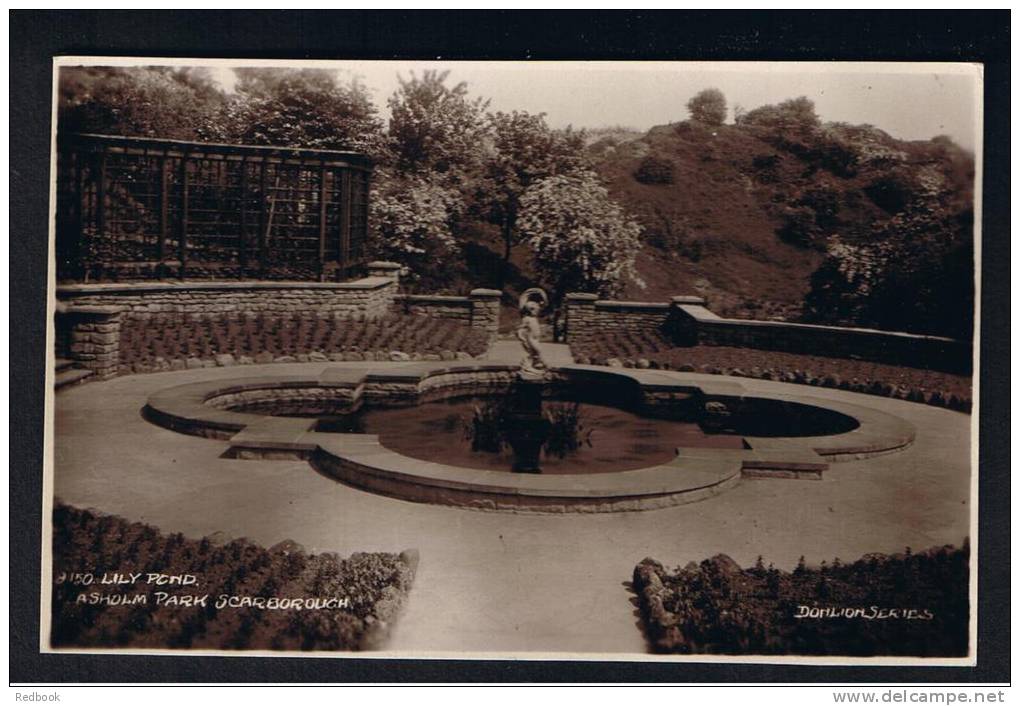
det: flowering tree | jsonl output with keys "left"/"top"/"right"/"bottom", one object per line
{"left": 804, "top": 204, "right": 973, "bottom": 339}
{"left": 478, "top": 111, "right": 590, "bottom": 280}
{"left": 369, "top": 176, "right": 463, "bottom": 287}
{"left": 518, "top": 171, "right": 643, "bottom": 336}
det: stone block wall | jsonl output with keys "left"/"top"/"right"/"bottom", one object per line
{"left": 565, "top": 293, "right": 672, "bottom": 348}
{"left": 55, "top": 305, "right": 123, "bottom": 379}
{"left": 565, "top": 293, "right": 971, "bottom": 374}
{"left": 56, "top": 276, "right": 399, "bottom": 320}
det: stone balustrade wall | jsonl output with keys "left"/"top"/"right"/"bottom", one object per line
{"left": 564, "top": 293, "right": 971, "bottom": 374}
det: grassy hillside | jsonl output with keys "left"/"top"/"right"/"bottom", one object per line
{"left": 590, "top": 120, "right": 974, "bottom": 321}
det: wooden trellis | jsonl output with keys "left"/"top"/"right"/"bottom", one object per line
{"left": 55, "top": 133, "right": 373, "bottom": 281}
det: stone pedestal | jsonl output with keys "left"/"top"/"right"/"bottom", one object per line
{"left": 506, "top": 378, "right": 550, "bottom": 473}
{"left": 469, "top": 288, "right": 502, "bottom": 345}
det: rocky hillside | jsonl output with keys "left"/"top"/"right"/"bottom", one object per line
{"left": 591, "top": 119, "right": 974, "bottom": 321}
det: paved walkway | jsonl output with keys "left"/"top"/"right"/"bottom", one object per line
{"left": 51, "top": 362, "right": 972, "bottom": 655}
{"left": 485, "top": 339, "right": 575, "bottom": 367}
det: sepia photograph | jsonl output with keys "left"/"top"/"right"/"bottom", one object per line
{"left": 37, "top": 55, "right": 986, "bottom": 665}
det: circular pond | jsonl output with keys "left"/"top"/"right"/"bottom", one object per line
{"left": 142, "top": 364, "right": 914, "bottom": 513}
{"left": 215, "top": 386, "right": 860, "bottom": 475}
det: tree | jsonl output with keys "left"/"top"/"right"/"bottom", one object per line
{"left": 58, "top": 66, "right": 224, "bottom": 140}
{"left": 368, "top": 176, "right": 463, "bottom": 287}
{"left": 687, "top": 88, "right": 727, "bottom": 126}
{"left": 736, "top": 96, "right": 820, "bottom": 132}
{"left": 202, "top": 68, "right": 385, "bottom": 156}
{"left": 387, "top": 70, "right": 490, "bottom": 181}
{"left": 517, "top": 171, "right": 643, "bottom": 336}
{"left": 803, "top": 204, "right": 973, "bottom": 338}
{"left": 477, "top": 111, "right": 589, "bottom": 283}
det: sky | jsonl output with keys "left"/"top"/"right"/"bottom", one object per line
{"left": 83, "top": 59, "right": 984, "bottom": 150}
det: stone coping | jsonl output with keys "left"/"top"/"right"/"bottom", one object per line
{"left": 141, "top": 364, "right": 916, "bottom": 513}
{"left": 395, "top": 294, "right": 473, "bottom": 304}
{"left": 594, "top": 300, "right": 671, "bottom": 311}
{"left": 55, "top": 303, "right": 125, "bottom": 316}
{"left": 57, "top": 277, "right": 394, "bottom": 296}
{"left": 675, "top": 303, "right": 961, "bottom": 344}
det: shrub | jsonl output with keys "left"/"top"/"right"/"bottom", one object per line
{"left": 633, "top": 155, "right": 675, "bottom": 185}
{"left": 633, "top": 544, "right": 970, "bottom": 656}
{"left": 50, "top": 505, "right": 417, "bottom": 651}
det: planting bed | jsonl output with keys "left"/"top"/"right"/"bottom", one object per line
{"left": 50, "top": 504, "right": 418, "bottom": 651}
{"left": 572, "top": 331, "right": 972, "bottom": 411}
{"left": 633, "top": 544, "right": 969, "bottom": 656}
{"left": 118, "top": 312, "right": 489, "bottom": 374}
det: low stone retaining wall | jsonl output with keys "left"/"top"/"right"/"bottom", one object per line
{"left": 56, "top": 274, "right": 399, "bottom": 319}
{"left": 564, "top": 293, "right": 971, "bottom": 375}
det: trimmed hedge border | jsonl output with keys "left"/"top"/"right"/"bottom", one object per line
{"left": 50, "top": 504, "right": 418, "bottom": 651}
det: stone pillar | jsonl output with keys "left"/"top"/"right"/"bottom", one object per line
{"left": 469, "top": 288, "right": 502, "bottom": 345}
{"left": 366, "top": 261, "right": 402, "bottom": 283}
{"left": 668, "top": 295, "right": 707, "bottom": 347}
{"left": 58, "top": 304, "right": 125, "bottom": 380}
{"left": 564, "top": 293, "right": 598, "bottom": 346}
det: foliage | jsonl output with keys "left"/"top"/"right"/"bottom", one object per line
{"left": 386, "top": 70, "right": 491, "bottom": 181}
{"left": 368, "top": 175, "right": 464, "bottom": 285}
{"left": 200, "top": 68, "right": 385, "bottom": 156}
{"left": 462, "top": 398, "right": 590, "bottom": 457}
{"left": 736, "top": 96, "right": 820, "bottom": 132}
{"left": 476, "top": 111, "right": 590, "bottom": 268}
{"left": 803, "top": 205, "right": 974, "bottom": 339}
{"left": 463, "top": 400, "right": 509, "bottom": 453}
{"left": 58, "top": 66, "right": 224, "bottom": 140}
{"left": 634, "top": 544, "right": 969, "bottom": 656}
{"left": 542, "top": 402, "right": 589, "bottom": 459}
{"left": 686, "top": 88, "right": 727, "bottom": 126}
{"left": 518, "top": 171, "right": 643, "bottom": 308}
{"left": 50, "top": 504, "right": 415, "bottom": 650}
{"left": 633, "top": 155, "right": 675, "bottom": 185}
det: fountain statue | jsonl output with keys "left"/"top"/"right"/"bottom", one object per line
{"left": 516, "top": 288, "right": 550, "bottom": 379}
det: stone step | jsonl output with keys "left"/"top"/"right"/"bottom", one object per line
{"left": 55, "top": 367, "right": 94, "bottom": 390}
{"left": 55, "top": 357, "right": 76, "bottom": 373}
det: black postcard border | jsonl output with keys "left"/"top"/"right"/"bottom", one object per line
{"left": 10, "top": 9, "right": 1010, "bottom": 684}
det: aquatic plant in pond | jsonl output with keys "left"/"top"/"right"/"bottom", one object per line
{"left": 462, "top": 398, "right": 590, "bottom": 459}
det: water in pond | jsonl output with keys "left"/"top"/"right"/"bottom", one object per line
{"left": 314, "top": 398, "right": 745, "bottom": 475}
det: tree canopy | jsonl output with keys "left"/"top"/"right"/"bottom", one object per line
{"left": 736, "top": 96, "right": 820, "bottom": 132}
{"left": 58, "top": 66, "right": 224, "bottom": 140}
{"left": 386, "top": 70, "right": 490, "bottom": 181}
{"left": 201, "top": 68, "right": 385, "bottom": 156}
{"left": 687, "top": 88, "right": 727, "bottom": 126}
